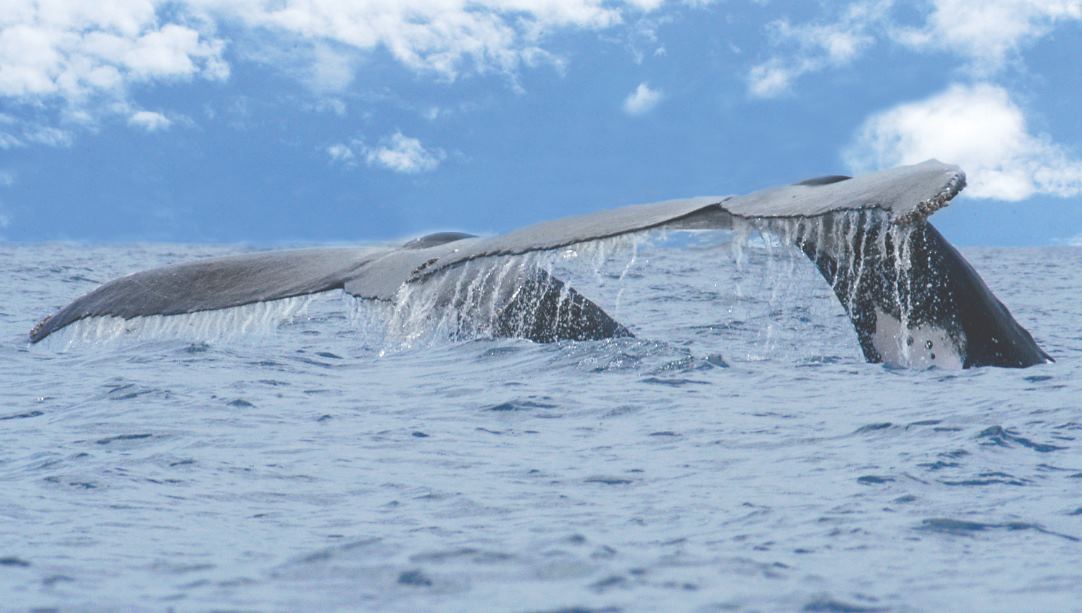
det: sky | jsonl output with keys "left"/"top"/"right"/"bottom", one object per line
{"left": 1, "top": 0, "right": 1081, "bottom": 246}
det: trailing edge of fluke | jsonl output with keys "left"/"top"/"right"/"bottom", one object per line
{"left": 30, "top": 160, "right": 1052, "bottom": 369}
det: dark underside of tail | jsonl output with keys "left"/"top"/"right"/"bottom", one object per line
{"left": 800, "top": 220, "right": 1050, "bottom": 368}
{"left": 492, "top": 272, "right": 632, "bottom": 342}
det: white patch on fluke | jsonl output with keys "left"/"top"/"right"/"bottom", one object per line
{"left": 872, "top": 308, "right": 963, "bottom": 370}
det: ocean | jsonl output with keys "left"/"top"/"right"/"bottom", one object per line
{"left": 2, "top": 233, "right": 1080, "bottom": 611}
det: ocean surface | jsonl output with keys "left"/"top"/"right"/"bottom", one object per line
{"left": 2, "top": 233, "right": 1081, "bottom": 612}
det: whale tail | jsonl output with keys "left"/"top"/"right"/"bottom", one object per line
{"left": 27, "top": 242, "right": 628, "bottom": 346}
{"left": 29, "top": 161, "right": 1051, "bottom": 368}
{"left": 789, "top": 212, "right": 1051, "bottom": 368}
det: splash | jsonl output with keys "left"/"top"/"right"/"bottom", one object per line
{"left": 348, "top": 223, "right": 859, "bottom": 363}
{"left": 722, "top": 216, "right": 859, "bottom": 362}
{"left": 34, "top": 294, "right": 319, "bottom": 351}
{"left": 363, "top": 231, "right": 649, "bottom": 352}
{"left": 731, "top": 210, "right": 961, "bottom": 368}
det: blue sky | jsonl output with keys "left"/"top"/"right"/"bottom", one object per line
{"left": 1, "top": 0, "right": 1081, "bottom": 246}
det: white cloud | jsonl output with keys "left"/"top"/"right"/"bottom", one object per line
{"left": 194, "top": 0, "right": 631, "bottom": 83}
{"left": 0, "top": 2, "right": 227, "bottom": 101}
{"left": 749, "top": 0, "right": 1082, "bottom": 95}
{"left": 307, "top": 44, "right": 358, "bottom": 93}
{"left": 844, "top": 83, "right": 1082, "bottom": 201}
{"left": 623, "top": 82, "right": 664, "bottom": 115}
{"left": 0, "top": 1, "right": 695, "bottom": 142}
{"left": 626, "top": 0, "right": 667, "bottom": 10}
{"left": 0, "top": 121, "right": 78, "bottom": 148}
{"left": 748, "top": 0, "right": 888, "bottom": 98}
{"left": 326, "top": 143, "right": 355, "bottom": 164}
{"left": 128, "top": 110, "right": 172, "bottom": 131}
{"left": 0, "top": 131, "right": 19, "bottom": 149}
{"left": 747, "top": 61, "right": 795, "bottom": 98}
{"left": 895, "top": 0, "right": 1082, "bottom": 73}
{"left": 364, "top": 132, "right": 444, "bottom": 174}
{"left": 23, "top": 126, "right": 73, "bottom": 147}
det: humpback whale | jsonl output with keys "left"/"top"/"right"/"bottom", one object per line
{"left": 29, "top": 160, "right": 1051, "bottom": 369}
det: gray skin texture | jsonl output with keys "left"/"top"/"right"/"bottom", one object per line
{"left": 29, "top": 160, "right": 1050, "bottom": 368}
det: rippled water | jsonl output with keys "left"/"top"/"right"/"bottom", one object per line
{"left": 2, "top": 235, "right": 1081, "bottom": 611}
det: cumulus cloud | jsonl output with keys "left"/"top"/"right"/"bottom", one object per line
{"left": 895, "top": 0, "right": 1082, "bottom": 73}
{"left": 747, "top": 62, "right": 794, "bottom": 99}
{"left": 748, "top": 0, "right": 889, "bottom": 98}
{"left": 0, "top": 0, "right": 677, "bottom": 95}
{"left": 325, "top": 132, "right": 444, "bottom": 173}
{"left": 306, "top": 44, "right": 359, "bottom": 93}
{"left": 844, "top": 83, "right": 1082, "bottom": 201}
{"left": 128, "top": 110, "right": 172, "bottom": 131}
{"left": 748, "top": 0, "right": 1082, "bottom": 96}
{"left": 0, "top": 2, "right": 228, "bottom": 101}
{"left": 196, "top": 0, "right": 627, "bottom": 83}
{"left": 623, "top": 82, "right": 664, "bottom": 115}
{"left": 193, "top": 0, "right": 704, "bottom": 96}
{"left": 326, "top": 143, "right": 355, "bottom": 164}
{"left": 0, "top": 1, "right": 697, "bottom": 142}
{"left": 363, "top": 132, "right": 444, "bottom": 174}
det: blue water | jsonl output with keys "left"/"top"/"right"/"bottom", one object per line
{"left": 2, "top": 237, "right": 1081, "bottom": 611}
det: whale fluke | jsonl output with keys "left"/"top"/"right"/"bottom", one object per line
{"left": 30, "top": 248, "right": 377, "bottom": 343}
{"left": 795, "top": 215, "right": 1051, "bottom": 368}
{"left": 29, "top": 239, "right": 628, "bottom": 345}
{"left": 29, "top": 160, "right": 1051, "bottom": 368}
{"left": 414, "top": 159, "right": 962, "bottom": 279}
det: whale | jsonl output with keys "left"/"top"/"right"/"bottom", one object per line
{"left": 29, "top": 160, "right": 1052, "bottom": 369}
